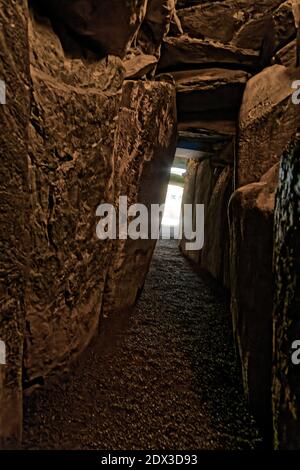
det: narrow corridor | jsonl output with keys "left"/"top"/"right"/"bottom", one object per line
{"left": 23, "top": 240, "right": 261, "bottom": 450}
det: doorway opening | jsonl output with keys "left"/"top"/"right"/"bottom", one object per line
{"left": 161, "top": 157, "right": 186, "bottom": 239}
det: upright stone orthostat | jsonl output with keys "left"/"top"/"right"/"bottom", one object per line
{"left": 0, "top": 0, "right": 30, "bottom": 449}
{"left": 102, "top": 80, "right": 177, "bottom": 316}
{"left": 23, "top": 11, "right": 124, "bottom": 383}
{"left": 229, "top": 164, "right": 279, "bottom": 432}
{"left": 272, "top": 134, "right": 300, "bottom": 450}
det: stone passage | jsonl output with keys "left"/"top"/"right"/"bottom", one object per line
{"left": 22, "top": 240, "right": 261, "bottom": 450}
{"left": 1, "top": 0, "right": 300, "bottom": 451}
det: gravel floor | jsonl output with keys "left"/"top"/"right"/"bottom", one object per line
{"left": 23, "top": 240, "right": 262, "bottom": 450}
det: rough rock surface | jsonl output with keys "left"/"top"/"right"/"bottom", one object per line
{"left": 201, "top": 166, "right": 233, "bottom": 287}
{"left": 237, "top": 64, "right": 300, "bottom": 187}
{"left": 158, "top": 36, "right": 260, "bottom": 72}
{"left": 177, "top": 2, "right": 241, "bottom": 43}
{"left": 179, "top": 159, "right": 202, "bottom": 263}
{"left": 294, "top": 1, "right": 300, "bottom": 65}
{"left": 274, "top": 39, "right": 298, "bottom": 67}
{"left": 1, "top": 0, "right": 299, "bottom": 452}
{"left": 229, "top": 164, "right": 279, "bottom": 432}
{"left": 175, "top": 0, "right": 296, "bottom": 63}
{"left": 0, "top": 0, "right": 30, "bottom": 449}
{"left": 178, "top": 118, "right": 237, "bottom": 136}
{"left": 177, "top": 1, "right": 283, "bottom": 46}
{"left": 24, "top": 13, "right": 124, "bottom": 383}
{"left": 180, "top": 155, "right": 233, "bottom": 288}
{"left": 102, "top": 80, "right": 177, "bottom": 317}
{"left": 137, "top": 0, "right": 180, "bottom": 57}
{"left": 31, "top": 0, "right": 148, "bottom": 59}
{"left": 272, "top": 1, "right": 297, "bottom": 52}
{"left": 124, "top": 54, "right": 158, "bottom": 79}
{"left": 272, "top": 134, "right": 300, "bottom": 450}
{"left": 172, "top": 68, "right": 249, "bottom": 124}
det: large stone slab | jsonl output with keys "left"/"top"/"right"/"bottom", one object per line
{"left": 102, "top": 80, "right": 177, "bottom": 316}
{"left": 272, "top": 1, "right": 297, "bottom": 51}
{"left": 23, "top": 13, "right": 124, "bottom": 383}
{"left": 0, "top": 0, "right": 30, "bottom": 449}
{"left": 180, "top": 159, "right": 224, "bottom": 265}
{"left": 229, "top": 163, "right": 279, "bottom": 433}
{"left": 138, "top": 0, "right": 180, "bottom": 56}
{"left": 234, "top": 1, "right": 296, "bottom": 54}
{"left": 180, "top": 155, "right": 233, "bottom": 287}
{"left": 178, "top": 119, "right": 237, "bottom": 136}
{"left": 237, "top": 64, "right": 300, "bottom": 187}
{"left": 175, "top": 1, "right": 296, "bottom": 68}
{"left": 272, "top": 134, "right": 300, "bottom": 450}
{"left": 177, "top": 2, "right": 239, "bottom": 43}
{"left": 171, "top": 68, "right": 249, "bottom": 124}
{"left": 201, "top": 166, "right": 233, "bottom": 286}
{"left": 124, "top": 54, "right": 158, "bottom": 79}
{"left": 158, "top": 36, "right": 260, "bottom": 72}
{"left": 274, "top": 39, "right": 298, "bottom": 67}
{"left": 31, "top": 0, "right": 148, "bottom": 58}
{"left": 177, "top": 1, "right": 284, "bottom": 49}
{"left": 179, "top": 159, "right": 202, "bottom": 263}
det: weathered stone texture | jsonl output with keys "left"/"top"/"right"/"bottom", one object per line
{"left": 272, "top": 134, "right": 300, "bottom": 450}
{"left": 138, "top": 0, "right": 180, "bottom": 56}
{"left": 124, "top": 54, "right": 158, "bottom": 79}
{"left": 229, "top": 163, "right": 279, "bottom": 431}
{"left": 158, "top": 36, "right": 260, "bottom": 72}
{"left": 172, "top": 68, "right": 249, "bottom": 124}
{"left": 272, "top": 1, "right": 297, "bottom": 51}
{"left": 179, "top": 159, "right": 202, "bottom": 263}
{"left": 31, "top": 0, "right": 148, "bottom": 58}
{"left": 0, "top": 0, "right": 30, "bottom": 449}
{"left": 175, "top": 0, "right": 294, "bottom": 58}
{"left": 1, "top": 0, "right": 299, "bottom": 452}
{"left": 274, "top": 39, "right": 298, "bottom": 67}
{"left": 102, "top": 80, "right": 177, "bottom": 316}
{"left": 237, "top": 64, "right": 300, "bottom": 187}
{"left": 180, "top": 157, "right": 233, "bottom": 285}
{"left": 294, "top": 1, "right": 300, "bottom": 65}
{"left": 23, "top": 13, "right": 124, "bottom": 383}
{"left": 201, "top": 166, "right": 233, "bottom": 286}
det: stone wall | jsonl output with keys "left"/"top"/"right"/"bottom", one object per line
{"left": 0, "top": 0, "right": 300, "bottom": 451}
{"left": 229, "top": 164, "right": 279, "bottom": 432}
{"left": 0, "top": 0, "right": 30, "bottom": 449}
{"left": 237, "top": 64, "right": 299, "bottom": 187}
{"left": 272, "top": 134, "right": 300, "bottom": 449}
{"left": 229, "top": 62, "right": 300, "bottom": 433}
{"left": 30, "top": 0, "right": 149, "bottom": 58}
{"left": 0, "top": 3, "right": 177, "bottom": 447}
{"left": 180, "top": 156, "right": 233, "bottom": 284}
{"left": 102, "top": 80, "right": 177, "bottom": 316}
{"left": 175, "top": 0, "right": 300, "bottom": 443}
{"left": 24, "top": 11, "right": 125, "bottom": 384}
